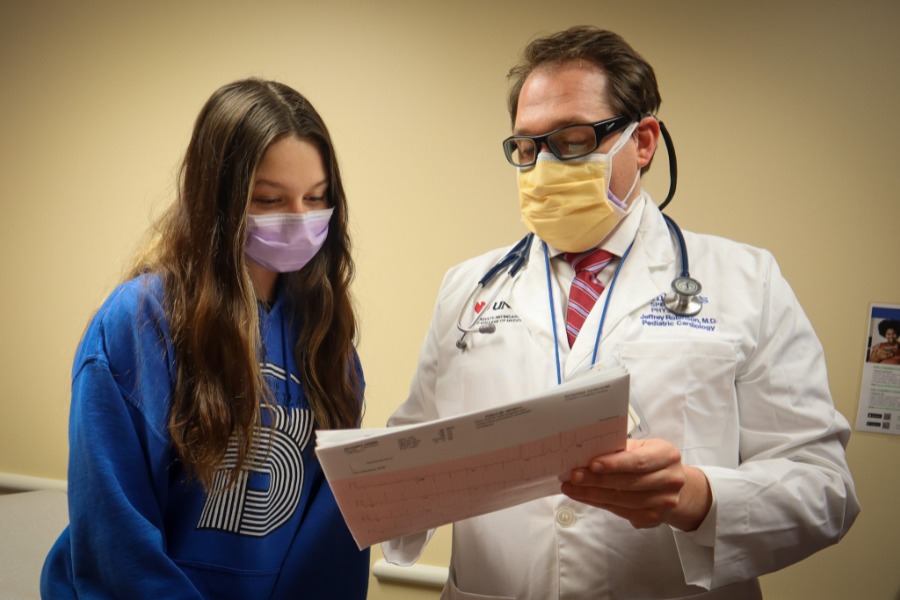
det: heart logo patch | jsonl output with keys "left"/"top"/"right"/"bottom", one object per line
{"left": 474, "top": 301, "right": 486, "bottom": 314}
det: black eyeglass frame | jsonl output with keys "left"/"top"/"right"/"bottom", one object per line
{"left": 502, "top": 115, "right": 632, "bottom": 167}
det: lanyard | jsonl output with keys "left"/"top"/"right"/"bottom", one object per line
{"left": 542, "top": 240, "right": 635, "bottom": 385}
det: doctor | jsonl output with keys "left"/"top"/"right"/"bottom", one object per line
{"left": 382, "top": 26, "right": 859, "bottom": 599}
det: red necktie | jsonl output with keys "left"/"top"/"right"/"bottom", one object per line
{"left": 564, "top": 248, "right": 614, "bottom": 347}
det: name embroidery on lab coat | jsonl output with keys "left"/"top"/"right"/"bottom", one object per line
{"left": 474, "top": 299, "right": 522, "bottom": 326}
{"left": 640, "top": 294, "right": 718, "bottom": 332}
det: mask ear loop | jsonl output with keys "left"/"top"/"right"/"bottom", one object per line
{"left": 619, "top": 170, "right": 641, "bottom": 207}
{"left": 610, "top": 121, "right": 640, "bottom": 156}
{"left": 654, "top": 118, "right": 678, "bottom": 212}
{"left": 606, "top": 121, "right": 641, "bottom": 207}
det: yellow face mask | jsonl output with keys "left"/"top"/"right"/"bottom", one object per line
{"left": 517, "top": 124, "right": 638, "bottom": 252}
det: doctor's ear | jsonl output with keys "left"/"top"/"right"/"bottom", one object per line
{"left": 635, "top": 116, "right": 661, "bottom": 171}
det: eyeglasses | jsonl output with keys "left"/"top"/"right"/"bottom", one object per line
{"left": 502, "top": 115, "right": 631, "bottom": 167}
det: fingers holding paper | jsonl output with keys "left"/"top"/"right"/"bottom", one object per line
{"left": 560, "top": 438, "right": 712, "bottom": 531}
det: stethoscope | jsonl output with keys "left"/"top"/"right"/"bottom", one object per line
{"left": 456, "top": 119, "right": 703, "bottom": 354}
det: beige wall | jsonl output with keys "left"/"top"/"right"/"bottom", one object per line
{"left": 2, "top": 1, "right": 898, "bottom": 598}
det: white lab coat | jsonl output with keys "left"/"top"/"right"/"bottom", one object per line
{"left": 383, "top": 196, "right": 859, "bottom": 600}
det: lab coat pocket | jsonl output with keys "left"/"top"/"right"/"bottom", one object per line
{"left": 441, "top": 572, "right": 515, "bottom": 600}
{"left": 618, "top": 339, "right": 737, "bottom": 451}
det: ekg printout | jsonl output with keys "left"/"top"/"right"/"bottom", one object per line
{"left": 316, "top": 366, "right": 630, "bottom": 549}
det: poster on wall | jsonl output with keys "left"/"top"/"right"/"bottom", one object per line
{"left": 855, "top": 303, "right": 900, "bottom": 435}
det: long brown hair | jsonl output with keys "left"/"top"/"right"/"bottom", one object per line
{"left": 129, "top": 78, "right": 360, "bottom": 488}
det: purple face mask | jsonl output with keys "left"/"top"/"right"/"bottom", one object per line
{"left": 245, "top": 208, "right": 333, "bottom": 272}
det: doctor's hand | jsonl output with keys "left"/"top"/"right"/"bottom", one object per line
{"left": 560, "top": 438, "right": 712, "bottom": 532}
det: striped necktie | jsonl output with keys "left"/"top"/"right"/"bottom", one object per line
{"left": 564, "top": 248, "right": 614, "bottom": 347}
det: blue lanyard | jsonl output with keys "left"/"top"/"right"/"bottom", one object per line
{"left": 542, "top": 240, "right": 635, "bottom": 385}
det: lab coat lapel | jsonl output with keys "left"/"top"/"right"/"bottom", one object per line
{"left": 563, "top": 204, "right": 675, "bottom": 379}
{"left": 509, "top": 235, "right": 565, "bottom": 357}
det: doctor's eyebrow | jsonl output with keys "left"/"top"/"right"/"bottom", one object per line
{"left": 514, "top": 115, "right": 618, "bottom": 136}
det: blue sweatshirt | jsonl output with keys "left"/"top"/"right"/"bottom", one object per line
{"left": 41, "top": 275, "right": 369, "bottom": 599}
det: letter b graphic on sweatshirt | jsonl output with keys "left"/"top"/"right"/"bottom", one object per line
{"left": 197, "top": 406, "right": 313, "bottom": 536}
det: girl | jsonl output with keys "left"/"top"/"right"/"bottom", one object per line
{"left": 41, "top": 78, "right": 369, "bottom": 599}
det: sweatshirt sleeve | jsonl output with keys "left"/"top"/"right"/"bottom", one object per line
{"left": 62, "top": 281, "right": 204, "bottom": 599}
{"left": 65, "top": 358, "right": 202, "bottom": 599}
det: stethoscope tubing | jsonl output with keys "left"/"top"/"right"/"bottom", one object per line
{"left": 456, "top": 234, "right": 534, "bottom": 349}
{"left": 663, "top": 213, "right": 689, "bottom": 278}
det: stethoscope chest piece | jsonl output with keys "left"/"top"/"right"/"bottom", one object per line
{"left": 665, "top": 276, "right": 703, "bottom": 316}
